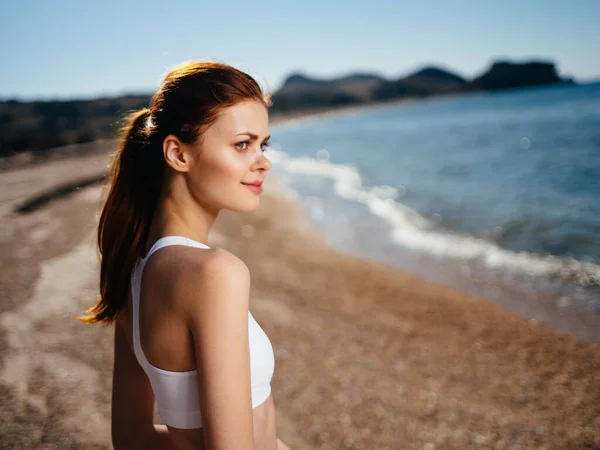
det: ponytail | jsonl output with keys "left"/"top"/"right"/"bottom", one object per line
{"left": 79, "top": 108, "right": 164, "bottom": 324}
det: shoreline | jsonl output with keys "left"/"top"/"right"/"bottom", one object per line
{"left": 276, "top": 187, "right": 600, "bottom": 344}
{"left": 0, "top": 149, "right": 599, "bottom": 448}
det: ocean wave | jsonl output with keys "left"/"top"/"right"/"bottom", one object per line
{"left": 266, "top": 149, "right": 600, "bottom": 287}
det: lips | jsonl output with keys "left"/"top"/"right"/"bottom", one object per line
{"left": 242, "top": 181, "right": 263, "bottom": 194}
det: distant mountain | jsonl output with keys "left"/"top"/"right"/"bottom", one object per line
{"left": 468, "top": 61, "right": 571, "bottom": 91}
{"left": 278, "top": 73, "right": 327, "bottom": 91}
{"left": 270, "top": 66, "right": 467, "bottom": 112}
{"left": 278, "top": 72, "right": 386, "bottom": 92}
{"left": 331, "top": 73, "right": 387, "bottom": 100}
{"left": 272, "top": 72, "right": 386, "bottom": 111}
{"left": 270, "top": 61, "right": 573, "bottom": 112}
{"left": 373, "top": 66, "right": 467, "bottom": 100}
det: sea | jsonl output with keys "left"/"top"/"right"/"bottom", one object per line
{"left": 268, "top": 82, "right": 600, "bottom": 343}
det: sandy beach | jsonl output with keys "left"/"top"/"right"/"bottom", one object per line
{"left": 1, "top": 136, "right": 599, "bottom": 449}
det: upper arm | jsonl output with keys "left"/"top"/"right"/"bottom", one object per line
{"left": 111, "top": 318, "right": 156, "bottom": 449}
{"left": 183, "top": 250, "right": 255, "bottom": 450}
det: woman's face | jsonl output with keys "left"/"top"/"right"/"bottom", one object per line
{"left": 186, "top": 99, "right": 272, "bottom": 213}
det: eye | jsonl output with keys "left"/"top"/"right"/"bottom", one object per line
{"left": 235, "top": 141, "right": 249, "bottom": 150}
{"left": 261, "top": 141, "right": 271, "bottom": 152}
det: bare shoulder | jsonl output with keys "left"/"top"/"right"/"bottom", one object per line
{"left": 195, "top": 246, "right": 250, "bottom": 278}
{"left": 144, "top": 245, "right": 249, "bottom": 282}
{"left": 183, "top": 246, "right": 250, "bottom": 290}
{"left": 150, "top": 246, "right": 250, "bottom": 317}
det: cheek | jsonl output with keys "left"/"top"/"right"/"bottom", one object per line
{"left": 191, "top": 153, "right": 246, "bottom": 192}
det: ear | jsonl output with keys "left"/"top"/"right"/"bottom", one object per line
{"left": 162, "top": 134, "right": 190, "bottom": 172}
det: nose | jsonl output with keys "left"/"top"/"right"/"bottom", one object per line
{"left": 253, "top": 150, "right": 272, "bottom": 173}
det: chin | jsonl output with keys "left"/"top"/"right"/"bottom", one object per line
{"left": 228, "top": 199, "right": 261, "bottom": 213}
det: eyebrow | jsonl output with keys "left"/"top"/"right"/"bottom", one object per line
{"left": 236, "top": 132, "right": 270, "bottom": 141}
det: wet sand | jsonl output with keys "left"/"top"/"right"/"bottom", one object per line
{"left": 1, "top": 142, "right": 599, "bottom": 449}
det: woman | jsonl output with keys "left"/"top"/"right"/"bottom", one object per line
{"left": 80, "top": 61, "right": 291, "bottom": 450}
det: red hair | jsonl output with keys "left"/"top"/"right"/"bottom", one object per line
{"left": 80, "top": 61, "right": 270, "bottom": 324}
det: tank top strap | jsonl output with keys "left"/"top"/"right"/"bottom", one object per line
{"left": 132, "top": 235, "right": 211, "bottom": 368}
{"left": 140, "top": 236, "right": 210, "bottom": 262}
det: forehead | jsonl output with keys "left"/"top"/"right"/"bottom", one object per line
{"left": 209, "top": 100, "right": 269, "bottom": 136}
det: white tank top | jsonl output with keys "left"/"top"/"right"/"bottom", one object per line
{"left": 131, "top": 235, "right": 275, "bottom": 429}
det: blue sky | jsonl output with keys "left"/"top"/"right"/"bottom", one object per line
{"left": 1, "top": 0, "right": 599, "bottom": 100}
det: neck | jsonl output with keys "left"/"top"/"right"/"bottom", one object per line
{"left": 145, "top": 189, "right": 219, "bottom": 250}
